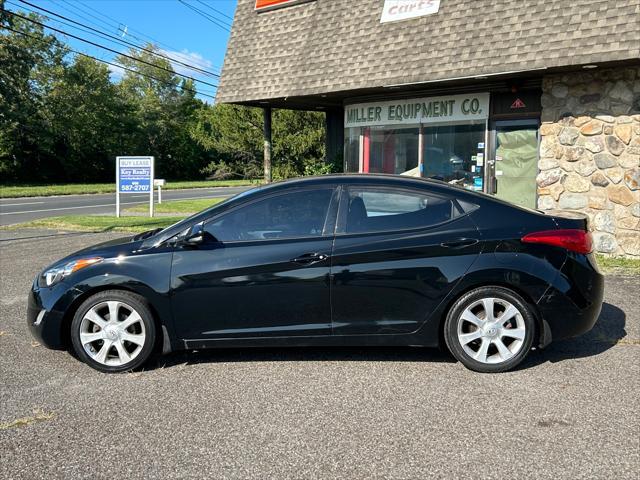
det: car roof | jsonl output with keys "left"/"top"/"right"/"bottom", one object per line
{"left": 255, "top": 173, "right": 449, "bottom": 191}
{"left": 258, "top": 174, "right": 543, "bottom": 214}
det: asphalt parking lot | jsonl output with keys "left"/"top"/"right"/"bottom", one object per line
{"left": 1, "top": 229, "right": 638, "bottom": 479}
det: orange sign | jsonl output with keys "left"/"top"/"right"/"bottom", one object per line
{"left": 255, "top": 0, "right": 313, "bottom": 11}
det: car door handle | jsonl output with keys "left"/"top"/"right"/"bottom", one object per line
{"left": 291, "top": 253, "right": 329, "bottom": 265}
{"left": 440, "top": 238, "right": 479, "bottom": 249}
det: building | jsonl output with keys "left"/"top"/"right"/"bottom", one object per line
{"left": 216, "top": 0, "right": 640, "bottom": 257}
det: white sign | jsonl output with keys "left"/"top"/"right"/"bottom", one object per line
{"left": 381, "top": 0, "right": 440, "bottom": 23}
{"left": 116, "top": 156, "right": 154, "bottom": 218}
{"left": 345, "top": 93, "right": 489, "bottom": 128}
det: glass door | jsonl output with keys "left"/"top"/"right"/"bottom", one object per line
{"left": 488, "top": 120, "right": 539, "bottom": 209}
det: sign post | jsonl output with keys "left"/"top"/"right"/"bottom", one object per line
{"left": 116, "top": 156, "right": 154, "bottom": 218}
{"left": 154, "top": 179, "right": 166, "bottom": 204}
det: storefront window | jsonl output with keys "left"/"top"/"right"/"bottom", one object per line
{"left": 343, "top": 93, "right": 490, "bottom": 190}
{"left": 344, "top": 127, "right": 360, "bottom": 172}
{"left": 368, "top": 127, "right": 419, "bottom": 175}
{"left": 344, "top": 122, "right": 486, "bottom": 189}
{"left": 422, "top": 122, "right": 486, "bottom": 190}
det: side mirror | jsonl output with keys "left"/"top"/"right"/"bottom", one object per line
{"left": 183, "top": 222, "right": 205, "bottom": 246}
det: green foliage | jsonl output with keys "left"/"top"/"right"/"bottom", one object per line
{"left": 193, "top": 104, "right": 333, "bottom": 180}
{"left": 46, "top": 55, "right": 133, "bottom": 181}
{"left": 0, "top": 11, "right": 65, "bottom": 181}
{"left": 1, "top": 9, "right": 330, "bottom": 184}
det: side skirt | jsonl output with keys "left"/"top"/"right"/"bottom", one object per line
{"left": 183, "top": 332, "right": 438, "bottom": 350}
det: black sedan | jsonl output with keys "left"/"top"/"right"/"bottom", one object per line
{"left": 28, "top": 174, "right": 604, "bottom": 373}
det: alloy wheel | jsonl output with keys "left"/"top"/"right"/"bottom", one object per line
{"left": 79, "top": 300, "right": 146, "bottom": 367}
{"left": 456, "top": 297, "right": 526, "bottom": 364}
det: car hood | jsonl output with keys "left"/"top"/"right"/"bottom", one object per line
{"left": 42, "top": 235, "right": 144, "bottom": 273}
{"left": 72, "top": 235, "right": 142, "bottom": 256}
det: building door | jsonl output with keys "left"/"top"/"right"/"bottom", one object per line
{"left": 488, "top": 120, "right": 539, "bottom": 209}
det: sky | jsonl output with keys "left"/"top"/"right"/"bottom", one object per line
{"left": 6, "top": 0, "right": 238, "bottom": 101}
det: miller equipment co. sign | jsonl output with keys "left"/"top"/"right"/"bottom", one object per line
{"left": 345, "top": 93, "right": 489, "bottom": 128}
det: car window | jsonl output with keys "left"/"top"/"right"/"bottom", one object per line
{"left": 343, "top": 187, "right": 457, "bottom": 234}
{"left": 204, "top": 188, "right": 334, "bottom": 241}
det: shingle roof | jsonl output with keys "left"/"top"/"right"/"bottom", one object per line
{"left": 216, "top": 0, "right": 640, "bottom": 103}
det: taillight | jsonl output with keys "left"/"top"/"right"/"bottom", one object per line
{"left": 521, "top": 229, "right": 593, "bottom": 254}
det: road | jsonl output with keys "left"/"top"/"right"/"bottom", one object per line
{"left": 0, "top": 186, "right": 252, "bottom": 226}
{"left": 0, "top": 229, "right": 638, "bottom": 479}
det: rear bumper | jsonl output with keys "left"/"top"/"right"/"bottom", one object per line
{"left": 536, "top": 253, "right": 604, "bottom": 343}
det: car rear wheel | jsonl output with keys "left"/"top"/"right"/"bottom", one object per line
{"left": 70, "top": 290, "right": 156, "bottom": 373}
{"left": 444, "top": 286, "right": 535, "bottom": 373}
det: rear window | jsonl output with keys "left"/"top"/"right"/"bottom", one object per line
{"left": 342, "top": 187, "right": 458, "bottom": 234}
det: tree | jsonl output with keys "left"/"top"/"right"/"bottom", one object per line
{"left": 192, "top": 103, "right": 330, "bottom": 180}
{"left": 0, "top": 11, "right": 329, "bottom": 184}
{"left": 0, "top": 10, "right": 65, "bottom": 181}
{"left": 116, "top": 45, "right": 208, "bottom": 179}
{"left": 273, "top": 109, "right": 327, "bottom": 179}
{"left": 45, "top": 55, "right": 135, "bottom": 181}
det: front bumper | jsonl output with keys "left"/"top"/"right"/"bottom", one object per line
{"left": 27, "top": 278, "right": 76, "bottom": 350}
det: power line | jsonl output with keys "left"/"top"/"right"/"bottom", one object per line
{"left": 178, "top": 0, "right": 231, "bottom": 32}
{"left": 192, "top": 0, "right": 232, "bottom": 26}
{"left": 75, "top": 0, "right": 207, "bottom": 64}
{"left": 53, "top": 0, "right": 119, "bottom": 33}
{"left": 193, "top": 0, "right": 234, "bottom": 23}
{"left": 47, "top": 0, "right": 221, "bottom": 75}
{"left": 1, "top": 24, "right": 218, "bottom": 100}
{"left": 15, "top": 0, "right": 220, "bottom": 78}
{"left": 5, "top": 10, "right": 219, "bottom": 90}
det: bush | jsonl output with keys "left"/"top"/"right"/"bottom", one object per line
{"left": 303, "top": 158, "right": 338, "bottom": 176}
{"left": 272, "top": 161, "right": 301, "bottom": 181}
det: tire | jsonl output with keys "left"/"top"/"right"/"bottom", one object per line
{"left": 70, "top": 290, "right": 156, "bottom": 373}
{"left": 444, "top": 286, "right": 535, "bottom": 373}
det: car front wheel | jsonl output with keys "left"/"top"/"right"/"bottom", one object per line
{"left": 70, "top": 290, "right": 156, "bottom": 373}
{"left": 444, "top": 286, "right": 536, "bottom": 373}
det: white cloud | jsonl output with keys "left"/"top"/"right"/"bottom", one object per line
{"left": 158, "top": 49, "right": 218, "bottom": 77}
{"left": 107, "top": 63, "right": 126, "bottom": 80}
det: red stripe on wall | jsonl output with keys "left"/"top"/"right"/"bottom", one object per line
{"left": 255, "top": 0, "right": 303, "bottom": 10}
{"left": 363, "top": 128, "right": 371, "bottom": 173}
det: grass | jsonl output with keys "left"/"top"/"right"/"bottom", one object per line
{"left": 596, "top": 254, "right": 640, "bottom": 275}
{"left": 125, "top": 197, "right": 224, "bottom": 214}
{"left": 13, "top": 215, "right": 184, "bottom": 233}
{"left": 10, "top": 197, "right": 225, "bottom": 233}
{"left": 0, "top": 179, "right": 260, "bottom": 198}
{"left": 0, "top": 409, "right": 55, "bottom": 430}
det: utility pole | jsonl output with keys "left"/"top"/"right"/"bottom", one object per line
{"left": 263, "top": 106, "right": 272, "bottom": 183}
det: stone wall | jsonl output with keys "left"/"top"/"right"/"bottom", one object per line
{"left": 538, "top": 66, "right": 640, "bottom": 257}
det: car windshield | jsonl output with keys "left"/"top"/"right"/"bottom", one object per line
{"left": 140, "top": 186, "right": 263, "bottom": 247}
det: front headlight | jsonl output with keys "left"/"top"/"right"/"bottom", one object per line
{"left": 42, "top": 257, "right": 103, "bottom": 287}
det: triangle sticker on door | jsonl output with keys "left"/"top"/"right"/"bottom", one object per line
{"left": 510, "top": 98, "right": 526, "bottom": 109}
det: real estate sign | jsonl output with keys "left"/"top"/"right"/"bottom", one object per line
{"left": 116, "top": 156, "right": 154, "bottom": 218}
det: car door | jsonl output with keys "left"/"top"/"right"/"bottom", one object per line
{"left": 331, "top": 184, "right": 481, "bottom": 336}
{"left": 170, "top": 185, "right": 338, "bottom": 340}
